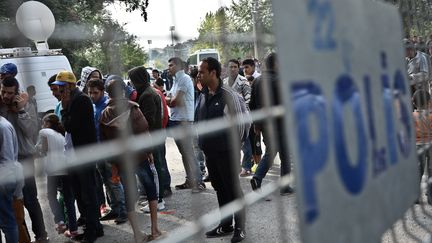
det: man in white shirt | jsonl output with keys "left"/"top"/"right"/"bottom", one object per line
{"left": 166, "top": 57, "right": 205, "bottom": 192}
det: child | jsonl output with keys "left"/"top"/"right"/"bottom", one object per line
{"left": 35, "top": 113, "right": 78, "bottom": 238}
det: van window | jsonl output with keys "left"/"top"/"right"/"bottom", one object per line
{"left": 189, "top": 54, "right": 198, "bottom": 66}
{"left": 199, "top": 53, "right": 219, "bottom": 61}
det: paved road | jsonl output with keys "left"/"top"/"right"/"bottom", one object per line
{"left": 6, "top": 138, "right": 432, "bottom": 243}
{"left": 15, "top": 138, "right": 299, "bottom": 243}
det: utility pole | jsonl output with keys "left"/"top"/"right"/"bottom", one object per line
{"left": 251, "top": 0, "right": 259, "bottom": 59}
{"left": 169, "top": 26, "right": 175, "bottom": 46}
{"left": 147, "top": 39, "right": 152, "bottom": 67}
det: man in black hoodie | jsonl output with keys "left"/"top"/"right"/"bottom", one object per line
{"left": 249, "top": 53, "right": 294, "bottom": 195}
{"left": 54, "top": 71, "right": 103, "bottom": 243}
{"left": 128, "top": 66, "right": 167, "bottom": 210}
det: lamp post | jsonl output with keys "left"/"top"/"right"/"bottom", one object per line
{"left": 147, "top": 39, "right": 152, "bottom": 67}
{"left": 251, "top": 0, "right": 259, "bottom": 59}
{"left": 169, "top": 26, "right": 175, "bottom": 46}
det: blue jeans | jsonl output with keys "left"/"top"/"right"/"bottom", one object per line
{"left": 159, "top": 142, "right": 171, "bottom": 190}
{"left": 254, "top": 129, "right": 291, "bottom": 182}
{"left": 122, "top": 161, "right": 158, "bottom": 212}
{"left": 0, "top": 183, "right": 18, "bottom": 243}
{"left": 97, "top": 162, "right": 126, "bottom": 217}
{"left": 241, "top": 138, "right": 253, "bottom": 171}
{"left": 193, "top": 136, "right": 206, "bottom": 176}
{"left": 168, "top": 120, "right": 203, "bottom": 184}
{"left": 47, "top": 175, "right": 77, "bottom": 231}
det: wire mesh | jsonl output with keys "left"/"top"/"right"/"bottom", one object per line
{"left": 1, "top": 0, "right": 432, "bottom": 242}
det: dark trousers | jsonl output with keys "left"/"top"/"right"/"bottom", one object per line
{"left": 205, "top": 150, "right": 245, "bottom": 230}
{"left": 70, "top": 166, "right": 102, "bottom": 236}
{"left": 254, "top": 128, "right": 291, "bottom": 182}
{"left": 21, "top": 159, "right": 47, "bottom": 240}
{"left": 47, "top": 175, "right": 77, "bottom": 231}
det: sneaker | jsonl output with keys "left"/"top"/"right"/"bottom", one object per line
{"left": 205, "top": 225, "right": 234, "bottom": 238}
{"left": 175, "top": 181, "right": 191, "bottom": 190}
{"left": 55, "top": 223, "right": 67, "bottom": 234}
{"left": 31, "top": 236, "right": 49, "bottom": 243}
{"left": 203, "top": 175, "right": 211, "bottom": 182}
{"left": 280, "top": 186, "right": 295, "bottom": 196}
{"left": 99, "top": 210, "right": 118, "bottom": 221}
{"left": 239, "top": 169, "right": 251, "bottom": 177}
{"left": 100, "top": 204, "right": 109, "bottom": 216}
{"left": 163, "top": 188, "right": 173, "bottom": 198}
{"left": 251, "top": 164, "right": 258, "bottom": 174}
{"left": 140, "top": 200, "right": 165, "bottom": 213}
{"left": 114, "top": 214, "right": 128, "bottom": 225}
{"left": 250, "top": 177, "right": 261, "bottom": 191}
{"left": 76, "top": 217, "right": 86, "bottom": 227}
{"left": 64, "top": 230, "right": 79, "bottom": 239}
{"left": 191, "top": 182, "right": 206, "bottom": 193}
{"left": 231, "top": 228, "right": 246, "bottom": 242}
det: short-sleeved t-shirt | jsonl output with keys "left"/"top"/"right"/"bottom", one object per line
{"left": 169, "top": 70, "right": 195, "bottom": 121}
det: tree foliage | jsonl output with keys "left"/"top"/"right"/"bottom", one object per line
{"left": 193, "top": 0, "right": 274, "bottom": 63}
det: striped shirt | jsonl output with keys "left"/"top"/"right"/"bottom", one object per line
{"left": 223, "top": 74, "right": 251, "bottom": 110}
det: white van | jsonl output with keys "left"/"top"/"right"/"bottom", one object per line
{"left": 187, "top": 49, "right": 220, "bottom": 67}
{"left": 0, "top": 48, "right": 72, "bottom": 113}
{"left": 0, "top": 2, "right": 74, "bottom": 114}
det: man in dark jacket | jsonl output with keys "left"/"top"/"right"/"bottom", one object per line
{"left": 195, "top": 57, "right": 248, "bottom": 243}
{"left": 249, "top": 53, "right": 294, "bottom": 195}
{"left": 128, "top": 66, "right": 168, "bottom": 210}
{"left": 54, "top": 71, "right": 103, "bottom": 243}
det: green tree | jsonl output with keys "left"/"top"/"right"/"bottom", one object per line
{"left": 0, "top": 1, "right": 149, "bottom": 76}
{"left": 193, "top": 0, "right": 274, "bottom": 63}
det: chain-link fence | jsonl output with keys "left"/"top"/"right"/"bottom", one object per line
{"left": 2, "top": 0, "right": 432, "bottom": 242}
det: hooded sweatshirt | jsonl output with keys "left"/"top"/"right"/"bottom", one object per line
{"left": 99, "top": 98, "right": 150, "bottom": 164}
{"left": 99, "top": 98, "right": 149, "bottom": 141}
{"left": 79, "top": 66, "right": 103, "bottom": 91}
{"left": 128, "top": 66, "right": 162, "bottom": 131}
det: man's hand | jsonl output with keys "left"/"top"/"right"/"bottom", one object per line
{"left": 13, "top": 92, "right": 28, "bottom": 112}
{"left": 61, "top": 86, "right": 71, "bottom": 108}
{"left": 147, "top": 153, "right": 154, "bottom": 164}
{"left": 254, "top": 124, "right": 261, "bottom": 135}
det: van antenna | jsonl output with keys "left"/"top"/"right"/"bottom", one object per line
{"left": 15, "top": 1, "right": 55, "bottom": 55}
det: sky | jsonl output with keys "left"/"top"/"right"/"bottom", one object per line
{"left": 107, "top": 0, "right": 236, "bottom": 49}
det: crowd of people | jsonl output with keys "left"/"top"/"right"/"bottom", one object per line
{"left": 406, "top": 35, "right": 432, "bottom": 205}
{"left": 0, "top": 52, "right": 296, "bottom": 243}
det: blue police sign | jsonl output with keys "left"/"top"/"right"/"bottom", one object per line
{"left": 272, "top": 0, "right": 419, "bottom": 242}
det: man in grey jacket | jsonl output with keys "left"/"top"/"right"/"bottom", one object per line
{"left": 0, "top": 114, "right": 19, "bottom": 243}
{"left": 0, "top": 76, "right": 48, "bottom": 242}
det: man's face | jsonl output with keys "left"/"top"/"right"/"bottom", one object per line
{"left": 49, "top": 84, "right": 62, "bottom": 101}
{"left": 198, "top": 61, "right": 212, "bottom": 87}
{"left": 168, "top": 61, "right": 179, "bottom": 76}
{"left": 406, "top": 48, "right": 415, "bottom": 58}
{"left": 0, "top": 85, "right": 17, "bottom": 105}
{"left": 88, "top": 87, "right": 104, "bottom": 103}
{"left": 152, "top": 72, "right": 159, "bottom": 79}
{"left": 243, "top": 64, "right": 255, "bottom": 76}
{"left": 228, "top": 62, "right": 240, "bottom": 78}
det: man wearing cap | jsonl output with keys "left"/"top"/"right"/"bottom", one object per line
{"left": 53, "top": 70, "right": 104, "bottom": 243}
{"left": 0, "top": 63, "right": 18, "bottom": 81}
{"left": 0, "top": 76, "right": 49, "bottom": 242}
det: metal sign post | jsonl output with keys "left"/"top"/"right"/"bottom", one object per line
{"left": 272, "top": 0, "right": 419, "bottom": 242}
